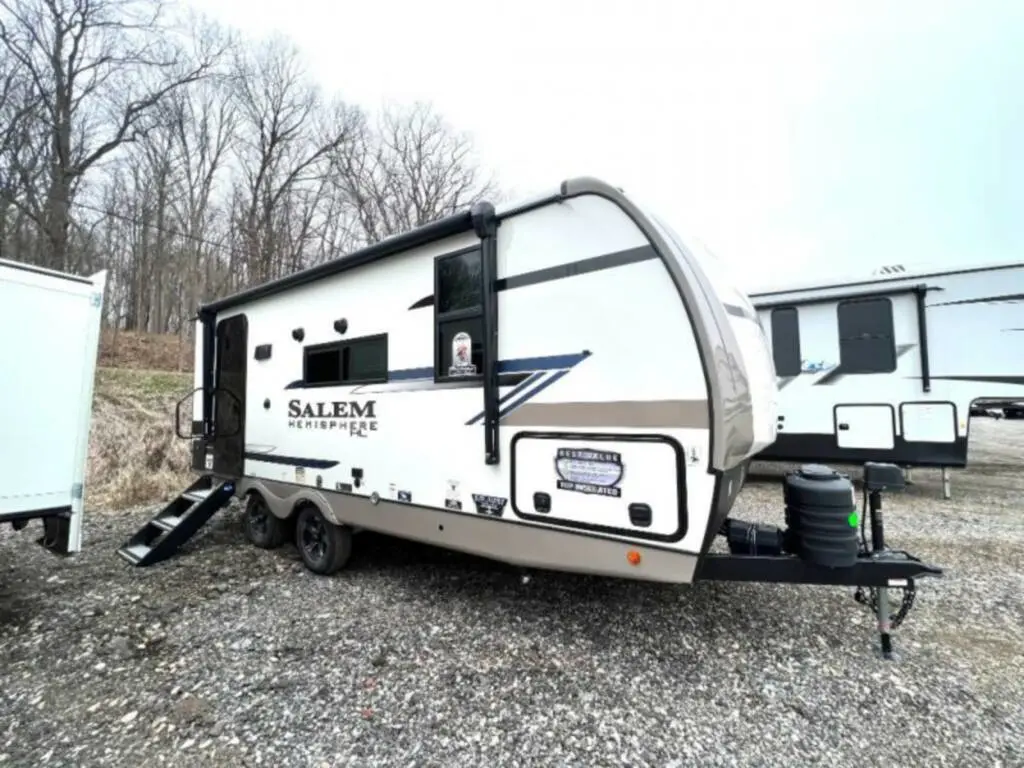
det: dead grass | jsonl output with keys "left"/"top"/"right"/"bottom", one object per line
{"left": 99, "top": 329, "right": 193, "bottom": 373}
{"left": 86, "top": 367, "right": 194, "bottom": 512}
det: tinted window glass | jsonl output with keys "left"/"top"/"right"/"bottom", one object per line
{"left": 837, "top": 298, "right": 896, "bottom": 373}
{"left": 345, "top": 337, "right": 388, "bottom": 382}
{"left": 770, "top": 307, "right": 801, "bottom": 376}
{"left": 437, "top": 249, "right": 482, "bottom": 314}
{"left": 305, "top": 347, "right": 341, "bottom": 385}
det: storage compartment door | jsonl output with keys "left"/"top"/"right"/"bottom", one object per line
{"left": 901, "top": 402, "right": 956, "bottom": 443}
{"left": 511, "top": 433, "right": 685, "bottom": 542}
{"left": 834, "top": 405, "right": 895, "bottom": 450}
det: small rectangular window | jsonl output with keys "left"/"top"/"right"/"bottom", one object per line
{"left": 434, "top": 247, "right": 484, "bottom": 380}
{"left": 837, "top": 298, "right": 896, "bottom": 374}
{"left": 770, "top": 307, "right": 801, "bottom": 376}
{"left": 303, "top": 334, "right": 389, "bottom": 386}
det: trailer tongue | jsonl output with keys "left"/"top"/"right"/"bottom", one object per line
{"left": 697, "top": 461, "right": 942, "bottom": 659}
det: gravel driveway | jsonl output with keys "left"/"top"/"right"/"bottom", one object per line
{"left": 2, "top": 420, "right": 1022, "bottom": 767}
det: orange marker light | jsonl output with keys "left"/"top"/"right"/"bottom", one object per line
{"left": 626, "top": 550, "right": 642, "bottom": 566}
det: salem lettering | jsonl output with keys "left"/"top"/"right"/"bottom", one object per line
{"left": 287, "top": 400, "right": 376, "bottom": 419}
{"left": 286, "top": 399, "right": 379, "bottom": 437}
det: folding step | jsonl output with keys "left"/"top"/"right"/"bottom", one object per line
{"left": 116, "top": 475, "right": 236, "bottom": 568}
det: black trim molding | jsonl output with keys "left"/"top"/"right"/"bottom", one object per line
{"left": 509, "top": 431, "right": 689, "bottom": 543}
{"left": 758, "top": 432, "right": 969, "bottom": 468}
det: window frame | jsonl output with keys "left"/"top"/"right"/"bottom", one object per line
{"left": 836, "top": 297, "right": 897, "bottom": 374}
{"left": 302, "top": 333, "right": 389, "bottom": 388}
{"left": 433, "top": 245, "right": 485, "bottom": 383}
{"left": 769, "top": 306, "right": 802, "bottom": 377}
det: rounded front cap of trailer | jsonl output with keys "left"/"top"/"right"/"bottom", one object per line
{"left": 558, "top": 178, "right": 759, "bottom": 472}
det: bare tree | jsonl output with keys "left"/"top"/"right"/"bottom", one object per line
{"left": 0, "top": 51, "right": 46, "bottom": 260}
{"left": 166, "top": 66, "right": 235, "bottom": 353}
{"left": 230, "top": 36, "right": 360, "bottom": 285}
{"left": 0, "top": 0, "right": 231, "bottom": 270}
{"left": 0, "top": 16, "right": 501, "bottom": 342}
{"left": 331, "top": 101, "right": 499, "bottom": 244}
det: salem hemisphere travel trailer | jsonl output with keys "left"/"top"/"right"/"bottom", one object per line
{"left": 118, "top": 177, "right": 941, "bottom": 655}
{"left": 0, "top": 258, "right": 107, "bottom": 555}
{"left": 750, "top": 260, "right": 1024, "bottom": 499}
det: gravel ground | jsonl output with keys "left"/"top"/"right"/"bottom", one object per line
{"left": 2, "top": 419, "right": 1022, "bottom": 767}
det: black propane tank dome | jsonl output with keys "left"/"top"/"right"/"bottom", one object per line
{"left": 783, "top": 464, "right": 859, "bottom": 568}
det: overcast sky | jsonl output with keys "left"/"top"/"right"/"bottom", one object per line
{"left": 191, "top": 0, "right": 1024, "bottom": 291}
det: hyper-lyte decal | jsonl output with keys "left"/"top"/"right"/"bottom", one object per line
{"left": 554, "top": 448, "right": 624, "bottom": 498}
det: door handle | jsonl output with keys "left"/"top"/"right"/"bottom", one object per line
{"left": 838, "top": 423, "right": 850, "bottom": 431}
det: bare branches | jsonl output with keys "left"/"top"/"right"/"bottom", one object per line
{"left": 331, "top": 101, "right": 498, "bottom": 244}
{"left": 0, "top": 0, "right": 230, "bottom": 268}
{"left": 229, "top": 36, "right": 361, "bottom": 283}
{"left": 0, "top": 10, "right": 500, "bottom": 332}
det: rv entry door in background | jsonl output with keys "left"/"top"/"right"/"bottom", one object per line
{"left": 212, "top": 314, "right": 248, "bottom": 477}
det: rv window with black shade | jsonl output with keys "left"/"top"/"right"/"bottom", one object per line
{"left": 770, "top": 307, "right": 801, "bottom": 376}
{"left": 304, "top": 335, "right": 389, "bottom": 386}
{"left": 837, "top": 298, "right": 897, "bottom": 373}
{"left": 344, "top": 334, "right": 388, "bottom": 383}
{"left": 436, "top": 249, "right": 483, "bottom": 314}
{"left": 305, "top": 345, "right": 342, "bottom": 385}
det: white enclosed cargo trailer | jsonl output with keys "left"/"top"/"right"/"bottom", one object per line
{"left": 0, "top": 258, "right": 107, "bottom": 554}
{"left": 749, "top": 260, "right": 1024, "bottom": 498}
{"left": 118, "top": 177, "right": 943, "bottom": 656}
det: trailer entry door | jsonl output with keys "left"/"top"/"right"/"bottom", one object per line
{"left": 212, "top": 314, "right": 248, "bottom": 477}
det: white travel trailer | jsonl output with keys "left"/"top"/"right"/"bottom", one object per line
{"left": 749, "top": 260, "right": 1024, "bottom": 497}
{"left": 118, "top": 178, "right": 942, "bottom": 655}
{"left": 0, "top": 258, "right": 107, "bottom": 555}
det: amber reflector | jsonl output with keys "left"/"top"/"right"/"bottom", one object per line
{"left": 626, "top": 550, "right": 641, "bottom": 566}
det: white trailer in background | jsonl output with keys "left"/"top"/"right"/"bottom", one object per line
{"left": 0, "top": 258, "right": 107, "bottom": 555}
{"left": 749, "top": 260, "right": 1024, "bottom": 497}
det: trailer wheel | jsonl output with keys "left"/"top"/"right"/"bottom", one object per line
{"left": 243, "top": 493, "right": 287, "bottom": 549}
{"left": 295, "top": 504, "right": 352, "bottom": 575}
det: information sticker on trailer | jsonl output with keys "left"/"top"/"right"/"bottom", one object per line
{"left": 554, "top": 448, "right": 624, "bottom": 497}
{"left": 448, "top": 332, "right": 477, "bottom": 376}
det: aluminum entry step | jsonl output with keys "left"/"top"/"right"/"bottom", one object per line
{"left": 152, "top": 515, "right": 182, "bottom": 531}
{"left": 117, "top": 543, "right": 151, "bottom": 564}
{"left": 183, "top": 489, "right": 213, "bottom": 503}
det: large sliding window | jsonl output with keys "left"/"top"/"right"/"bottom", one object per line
{"left": 303, "top": 334, "right": 388, "bottom": 386}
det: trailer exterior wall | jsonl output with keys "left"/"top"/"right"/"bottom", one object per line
{"left": 190, "top": 179, "right": 776, "bottom": 583}
{"left": 0, "top": 260, "right": 107, "bottom": 553}
{"left": 752, "top": 261, "right": 1024, "bottom": 466}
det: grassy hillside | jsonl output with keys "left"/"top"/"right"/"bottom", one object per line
{"left": 86, "top": 332, "right": 196, "bottom": 511}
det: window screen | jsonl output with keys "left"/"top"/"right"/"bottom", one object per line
{"left": 770, "top": 307, "right": 801, "bottom": 376}
{"left": 344, "top": 336, "right": 388, "bottom": 382}
{"left": 837, "top": 298, "right": 896, "bottom": 374}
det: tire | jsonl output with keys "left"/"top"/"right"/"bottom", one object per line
{"left": 243, "top": 493, "right": 288, "bottom": 549}
{"left": 295, "top": 504, "right": 352, "bottom": 575}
